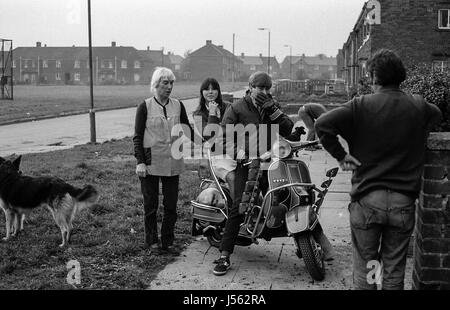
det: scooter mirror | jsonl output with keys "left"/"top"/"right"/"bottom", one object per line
{"left": 326, "top": 167, "right": 339, "bottom": 178}
{"left": 321, "top": 179, "right": 332, "bottom": 188}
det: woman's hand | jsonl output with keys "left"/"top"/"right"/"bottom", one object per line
{"left": 208, "top": 101, "right": 219, "bottom": 116}
{"left": 136, "top": 163, "right": 147, "bottom": 177}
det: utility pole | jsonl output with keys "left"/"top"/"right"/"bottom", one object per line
{"left": 161, "top": 47, "right": 164, "bottom": 67}
{"left": 284, "top": 44, "right": 292, "bottom": 79}
{"left": 87, "top": 0, "right": 96, "bottom": 143}
{"left": 258, "top": 28, "right": 271, "bottom": 75}
{"left": 232, "top": 33, "right": 235, "bottom": 85}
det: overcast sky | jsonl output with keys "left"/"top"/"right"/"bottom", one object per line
{"left": 1, "top": 0, "right": 366, "bottom": 61}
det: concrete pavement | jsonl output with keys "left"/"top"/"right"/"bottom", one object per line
{"left": 148, "top": 148, "right": 414, "bottom": 290}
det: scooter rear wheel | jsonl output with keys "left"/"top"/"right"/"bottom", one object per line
{"left": 294, "top": 233, "right": 325, "bottom": 281}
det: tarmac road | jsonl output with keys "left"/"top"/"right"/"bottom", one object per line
{"left": 0, "top": 90, "right": 247, "bottom": 157}
{"left": 148, "top": 148, "right": 414, "bottom": 290}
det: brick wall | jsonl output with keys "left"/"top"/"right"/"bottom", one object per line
{"left": 413, "top": 132, "right": 450, "bottom": 290}
{"left": 372, "top": 0, "right": 450, "bottom": 64}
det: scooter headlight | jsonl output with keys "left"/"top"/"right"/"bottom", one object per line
{"left": 271, "top": 139, "right": 292, "bottom": 159}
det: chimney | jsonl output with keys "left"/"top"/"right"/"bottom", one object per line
{"left": 302, "top": 53, "right": 305, "bottom": 57}
{"left": 218, "top": 45, "right": 223, "bottom": 49}
{"left": 147, "top": 46, "right": 150, "bottom": 51}
{"left": 259, "top": 53, "right": 262, "bottom": 57}
{"left": 241, "top": 53, "right": 245, "bottom": 57}
{"left": 36, "top": 42, "right": 41, "bottom": 47}
{"left": 206, "top": 40, "right": 212, "bottom": 45}
{"left": 44, "top": 44, "right": 47, "bottom": 47}
{"left": 111, "top": 41, "right": 116, "bottom": 47}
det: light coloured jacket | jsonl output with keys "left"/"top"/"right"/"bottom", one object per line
{"left": 142, "top": 97, "right": 184, "bottom": 176}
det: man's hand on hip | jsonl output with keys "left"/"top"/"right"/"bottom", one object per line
{"left": 339, "top": 154, "right": 361, "bottom": 171}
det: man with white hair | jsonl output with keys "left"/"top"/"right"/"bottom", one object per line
{"left": 133, "top": 67, "right": 196, "bottom": 254}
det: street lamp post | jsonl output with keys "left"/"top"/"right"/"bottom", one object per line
{"left": 87, "top": 0, "right": 96, "bottom": 143}
{"left": 258, "top": 28, "right": 270, "bottom": 75}
{"left": 284, "top": 44, "right": 292, "bottom": 80}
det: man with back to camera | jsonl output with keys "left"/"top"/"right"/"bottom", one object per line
{"left": 315, "top": 49, "right": 442, "bottom": 289}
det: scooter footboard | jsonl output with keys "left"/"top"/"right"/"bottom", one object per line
{"left": 191, "top": 201, "right": 227, "bottom": 223}
{"left": 285, "top": 205, "right": 315, "bottom": 234}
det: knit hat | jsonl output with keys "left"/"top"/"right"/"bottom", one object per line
{"left": 249, "top": 71, "right": 272, "bottom": 89}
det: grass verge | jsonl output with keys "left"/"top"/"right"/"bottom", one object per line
{"left": 0, "top": 138, "right": 202, "bottom": 289}
{"left": 0, "top": 82, "right": 247, "bottom": 125}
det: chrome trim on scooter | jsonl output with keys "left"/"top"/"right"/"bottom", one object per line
{"left": 251, "top": 182, "right": 316, "bottom": 238}
{"left": 191, "top": 200, "right": 228, "bottom": 221}
{"left": 206, "top": 148, "right": 229, "bottom": 216}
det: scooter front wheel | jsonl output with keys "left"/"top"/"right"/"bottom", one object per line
{"left": 294, "top": 232, "right": 325, "bottom": 281}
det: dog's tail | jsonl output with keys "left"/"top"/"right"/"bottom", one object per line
{"left": 71, "top": 185, "right": 98, "bottom": 205}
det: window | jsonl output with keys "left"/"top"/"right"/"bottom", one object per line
{"left": 121, "top": 60, "right": 127, "bottom": 68}
{"left": 438, "top": 9, "right": 450, "bottom": 29}
{"left": 108, "top": 60, "right": 113, "bottom": 69}
{"left": 74, "top": 73, "right": 80, "bottom": 81}
{"left": 12, "top": 60, "right": 16, "bottom": 68}
{"left": 74, "top": 60, "right": 80, "bottom": 68}
{"left": 43, "top": 60, "right": 48, "bottom": 68}
{"left": 86, "top": 61, "right": 90, "bottom": 69}
{"left": 175, "top": 64, "right": 180, "bottom": 70}
{"left": 56, "top": 72, "right": 61, "bottom": 80}
{"left": 250, "top": 65, "right": 256, "bottom": 71}
{"left": 24, "top": 60, "right": 28, "bottom": 68}
{"left": 432, "top": 60, "right": 449, "bottom": 72}
{"left": 32, "top": 60, "right": 35, "bottom": 68}
{"left": 56, "top": 60, "right": 61, "bottom": 68}
{"left": 329, "top": 66, "right": 334, "bottom": 71}
{"left": 134, "top": 61, "right": 140, "bottom": 68}
{"left": 134, "top": 73, "right": 140, "bottom": 82}
{"left": 314, "top": 65, "right": 320, "bottom": 71}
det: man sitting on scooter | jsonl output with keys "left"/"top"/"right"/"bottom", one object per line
{"left": 213, "top": 72, "right": 335, "bottom": 276}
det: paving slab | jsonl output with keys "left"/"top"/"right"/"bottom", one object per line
{"left": 148, "top": 149, "right": 414, "bottom": 290}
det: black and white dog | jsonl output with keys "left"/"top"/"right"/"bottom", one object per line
{"left": 0, "top": 156, "right": 98, "bottom": 247}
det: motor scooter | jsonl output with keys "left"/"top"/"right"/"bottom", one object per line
{"left": 191, "top": 137, "right": 338, "bottom": 281}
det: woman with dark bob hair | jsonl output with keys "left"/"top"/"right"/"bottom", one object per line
{"left": 193, "top": 77, "right": 236, "bottom": 199}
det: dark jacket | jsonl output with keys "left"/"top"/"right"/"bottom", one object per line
{"left": 218, "top": 95, "right": 294, "bottom": 159}
{"left": 315, "top": 86, "right": 442, "bottom": 201}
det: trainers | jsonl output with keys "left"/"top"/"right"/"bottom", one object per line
{"left": 213, "top": 256, "right": 231, "bottom": 276}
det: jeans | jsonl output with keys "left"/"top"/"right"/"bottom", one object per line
{"left": 219, "top": 164, "right": 248, "bottom": 254}
{"left": 140, "top": 174, "right": 179, "bottom": 247}
{"left": 349, "top": 189, "right": 415, "bottom": 290}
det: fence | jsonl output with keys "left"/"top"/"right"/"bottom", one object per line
{"left": 273, "top": 78, "right": 346, "bottom": 96}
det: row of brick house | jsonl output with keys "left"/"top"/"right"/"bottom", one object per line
{"left": 8, "top": 39, "right": 289, "bottom": 85}
{"left": 9, "top": 39, "right": 340, "bottom": 85}
{"left": 10, "top": 41, "right": 185, "bottom": 85}
{"left": 337, "top": 0, "right": 450, "bottom": 89}
{"left": 279, "top": 54, "right": 337, "bottom": 80}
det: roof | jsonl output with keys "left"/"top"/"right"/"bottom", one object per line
{"left": 168, "top": 54, "right": 184, "bottom": 65}
{"left": 189, "top": 42, "right": 243, "bottom": 63}
{"left": 13, "top": 46, "right": 142, "bottom": 60}
{"left": 138, "top": 50, "right": 184, "bottom": 66}
{"left": 285, "top": 55, "right": 336, "bottom": 66}
{"left": 240, "top": 56, "right": 264, "bottom": 66}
